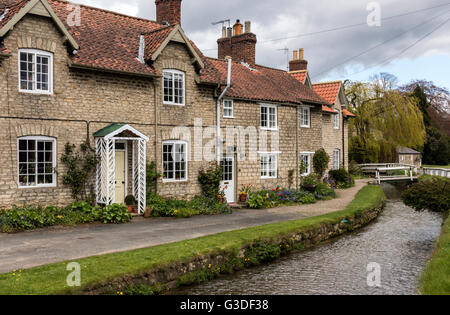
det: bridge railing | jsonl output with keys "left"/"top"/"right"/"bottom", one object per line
{"left": 358, "top": 163, "right": 416, "bottom": 184}
{"left": 420, "top": 167, "right": 450, "bottom": 179}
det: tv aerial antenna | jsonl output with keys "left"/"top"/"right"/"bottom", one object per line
{"left": 211, "top": 19, "right": 231, "bottom": 27}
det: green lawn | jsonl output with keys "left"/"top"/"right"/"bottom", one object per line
{"left": 0, "top": 185, "right": 385, "bottom": 295}
{"left": 420, "top": 214, "right": 450, "bottom": 295}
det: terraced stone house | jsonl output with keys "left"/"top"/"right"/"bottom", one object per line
{"left": 0, "top": 0, "right": 354, "bottom": 213}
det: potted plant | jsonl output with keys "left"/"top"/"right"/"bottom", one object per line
{"left": 218, "top": 187, "right": 226, "bottom": 204}
{"left": 124, "top": 195, "right": 137, "bottom": 213}
{"left": 301, "top": 174, "right": 318, "bottom": 192}
{"left": 239, "top": 184, "right": 253, "bottom": 203}
{"left": 144, "top": 207, "right": 152, "bottom": 218}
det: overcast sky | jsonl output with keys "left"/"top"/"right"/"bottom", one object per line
{"left": 74, "top": 0, "right": 450, "bottom": 88}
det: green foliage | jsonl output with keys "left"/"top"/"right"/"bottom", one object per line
{"left": 346, "top": 77, "right": 426, "bottom": 163}
{"left": 101, "top": 204, "right": 131, "bottom": 224}
{"left": 315, "top": 183, "right": 337, "bottom": 199}
{"left": 0, "top": 202, "right": 125, "bottom": 233}
{"left": 288, "top": 170, "right": 295, "bottom": 189}
{"left": 313, "top": 149, "right": 330, "bottom": 177}
{"left": 146, "top": 161, "right": 161, "bottom": 193}
{"left": 301, "top": 174, "right": 319, "bottom": 189}
{"left": 402, "top": 177, "right": 450, "bottom": 213}
{"left": 147, "top": 192, "right": 231, "bottom": 218}
{"left": 244, "top": 241, "right": 281, "bottom": 267}
{"left": 329, "top": 168, "right": 355, "bottom": 189}
{"left": 198, "top": 163, "right": 223, "bottom": 199}
{"left": 423, "top": 127, "right": 450, "bottom": 166}
{"left": 247, "top": 186, "right": 323, "bottom": 209}
{"left": 60, "top": 142, "right": 98, "bottom": 202}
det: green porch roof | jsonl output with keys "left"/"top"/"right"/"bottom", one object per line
{"left": 93, "top": 124, "right": 126, "bottom": 138}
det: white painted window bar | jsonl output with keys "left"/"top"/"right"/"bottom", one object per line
{"left": 95, "top": 125, "right": 149, "bottom": 214}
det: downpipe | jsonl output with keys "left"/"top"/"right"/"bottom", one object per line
{"left": 216, "top": 58, "right": 232, "bottom": 165}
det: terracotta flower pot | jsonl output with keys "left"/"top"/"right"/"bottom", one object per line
{"left": 144, "top": 207, "right": 152, "bottom": 218}
{"left": 239, "top": 193, "right": 248, "bottom": 203}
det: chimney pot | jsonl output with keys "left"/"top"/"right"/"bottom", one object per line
{"left": 222, "top": 26, "right": 227, "bottom": 38}
{"left": 233, "top": 19, "right": 243, "bottom": 36}
{"left": 227, "top": 27, "right": 233, "bottom": 38}
{"left": 244, "top": 21, "right": 251, "bottom": 33}
{"left": 299, "top": 48, "right": 304, "bottom": 60}
{"left": 293, "top": 50, "right": 298, "bottom": 61}
{"left": 289, "top": 48, "right": 308, "bottom": 72}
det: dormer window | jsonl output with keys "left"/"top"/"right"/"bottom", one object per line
{"left": 163, "top": 69, "right": 185, "bottom": 106}
{"left": 19, "top": 49, "right": 53, "bottom": 94}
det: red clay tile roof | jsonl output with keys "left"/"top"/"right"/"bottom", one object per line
{"left": 342, "top": 109, "right": 356, "bottom": 117}
{"left": 322, "top": 105, "right": 337, "bottom": 114}
{"left": 312, "top": 81, "right": 342, "bottom": 105}
{"left": 289, "top": 70, "right": 308, "bottom": 85}
{"left": 201, "top": 58, "right": 325, "bottom": 105}
{"left": 144, "top": 25, "right": 175, "bottom": 60}
{"left": 0, "top": 0, "right": 27, "bottom": 29}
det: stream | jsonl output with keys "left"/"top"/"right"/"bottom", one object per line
{"left": 173, "top": 183, "right": 443, "bottom": 295}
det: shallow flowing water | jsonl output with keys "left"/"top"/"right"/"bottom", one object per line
{"left": 173, "top": 183, "right": 443, "bottom": 295}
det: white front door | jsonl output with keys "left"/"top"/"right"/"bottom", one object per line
{"left": 221, "top": 157, "right": 235, "bottom": 203}
{"left": 115, "top": 151, "right": 126, "bottom": 204}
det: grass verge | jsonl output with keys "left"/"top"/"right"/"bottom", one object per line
{"left": 419, "top": 213, "right": 450, "bottom": 295}
{"left": 0, "top": 185, "right": 385, "bottom": 295}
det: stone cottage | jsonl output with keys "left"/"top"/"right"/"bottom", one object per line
{"left": 0, "top": 0, "right": 354, "bottom": 213}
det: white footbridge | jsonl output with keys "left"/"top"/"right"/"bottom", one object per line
{"left": 359, "top": 163, "right": 418, "bottom": 185}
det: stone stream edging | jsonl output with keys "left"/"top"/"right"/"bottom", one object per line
{"left": 84, "top": 200, "right": 386, "bottom": 295}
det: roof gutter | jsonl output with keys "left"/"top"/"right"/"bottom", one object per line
{"left": 216, "top": 57, "right": 232, "bottom": 165}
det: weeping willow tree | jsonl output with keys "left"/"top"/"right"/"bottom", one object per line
{"left": 346, "top": 74, "right": 425, "bottom": 163}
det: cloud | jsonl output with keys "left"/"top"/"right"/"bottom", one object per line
{"left": 75, "top": 0, "right": 450, "bottom": 81}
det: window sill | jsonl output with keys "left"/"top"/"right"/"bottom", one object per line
{"left": 19, "top": 90, "right": 53, "bottom": 96}
{"left": 260, "top": 127, "right": 279, "bottom": 131}
{"left": 162, "top": 179, "right": 188, "bottom": 184}
{"left": 300, "top": 125, "right": 311, "bottom": 128}
{"left": 261, "top": 176, "right": 277, "bottom": 180}
{"left": 223, "top": 116, "right": 234, "bottom": 119}
{"left": 18, "top": 184, "right": 57, "bottom": 189}
{"left": 163, "top": 102, "right": 185, "bottom": 106}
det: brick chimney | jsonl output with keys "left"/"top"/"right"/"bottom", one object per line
{"left": 289, "top": 48, "right": 308, "bottom": 72}
{"left": 218, "top": 20, "right": 257, "bottom": 67}
{"left": 155, "top": 0, "right": 182, "bottom": 25}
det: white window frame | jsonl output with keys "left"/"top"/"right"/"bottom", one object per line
{"left": 333, "top": 149, "right": 341, "bottom": 170}
{"left": 18, "top": 49, "right": 53, "bottom": 95}
{"left": 300, "top": 106, "right": 310, "bottom": 128}
{"left": 260, "top": 104, "right": 278, "bottom": 130}
{"left": 162, "top": 140, "right": 188, "bottom": 182}
{"left": 17, "top": 136, "right": 57, "bottom": 188}
{"left": 300, "top": 152, "right": 314, "bottom": 176}
{"left": 223, "top": 99, "right": 234, "bottom": 118}
{"left": 334, "top": 111, "right": 340, "bottom": 129}
{"left": 260, "top": 153, "right": 278, "bottom": 179}
{"left": 163, "top": 69, "right": 186, "bottom": 106}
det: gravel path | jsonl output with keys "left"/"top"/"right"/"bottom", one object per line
{"left": 0, "top": 180, "right": 369, "bottom": 274}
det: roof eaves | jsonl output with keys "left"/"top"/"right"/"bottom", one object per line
{"left": 68, "top": 61, "right": 160, "bottom": 78}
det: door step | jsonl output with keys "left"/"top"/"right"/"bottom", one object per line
{"left": 228, "top": 203, "right": 244, "bottom": 209}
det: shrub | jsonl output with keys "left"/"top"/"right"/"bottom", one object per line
{"left": 329, "top": 168, "right": 355, "bottom": 189}
{"left": 60, "top": 142, "right": 98, "bottom": 201}
{"left": 101, "top": 204, "right": 132, "bottom": 224}
{"left": 198, "top": 163, "right": 222, "bottom": 199}
{"left": 300, "top": 193, "right": 317, "bottom": 204}
{"left": 315, "top": 182, "right": 337, "bottom": 199}
{"left": 301, "top": 174, "right": 319, "bottom": 189}
{"left": 146, "top": 161, "right": 161, "bottom": 193}
{"left": 247, "top": 194, "right": 268, "bottom": 209}
{"left": 313, "top": 149, "right": 330, "bottom": 178}
{"left": 402, "top": 177, "right": 450, "bottom": 213}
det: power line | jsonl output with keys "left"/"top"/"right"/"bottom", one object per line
{"left": 201, "top": 2, "right": 450, "bottom": 51}
{"left": 344, "top": 16, "right": 450, "bottom": 78}
{"left": 311, "top": 9, "right": 450, "bottom": 78}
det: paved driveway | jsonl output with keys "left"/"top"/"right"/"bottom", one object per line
{"left": 0, "top": 181, "right": 368, "bottom": 273}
